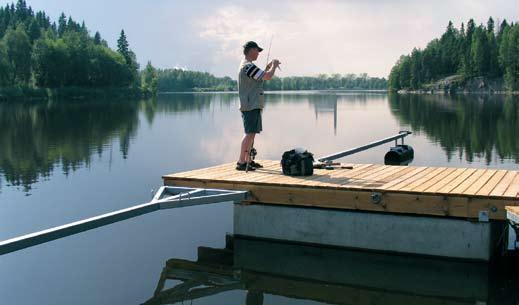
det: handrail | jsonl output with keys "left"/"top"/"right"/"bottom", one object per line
{"left": 318, "top": 131, "right": 412, "bottom": 163}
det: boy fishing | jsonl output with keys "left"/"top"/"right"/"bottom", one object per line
{"left": 236, "top": 40, "right": 281, "bottom": 171}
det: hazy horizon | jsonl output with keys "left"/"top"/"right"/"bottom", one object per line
{"left": 2, "top": 0, "right": 518, "bottom": 78}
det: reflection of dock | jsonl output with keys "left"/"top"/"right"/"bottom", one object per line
{"left": 309, "top": 94, "right": 338, "bottom": 134}
{"left": 143, "top": 237, "right": 491, "bottom": 305}
{"left": 164, "top": 161, "right": 519, "bottom": 261}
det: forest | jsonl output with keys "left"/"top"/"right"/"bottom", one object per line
{"left": 388, "top": 17, "right": 519, "bottom": 91}
{"left": 156, "top": 69, "right": 387, "bottom": 92}
{"left": 0, "top": 0, "right": 157, "bottom": 96}
{"left": 0, "top": 0, "right": 385, "bottom": 96}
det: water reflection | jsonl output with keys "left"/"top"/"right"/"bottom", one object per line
{"left": 390, "top": 94, "right": 519, "bottom": 164}
{"left": 3, "top": 92, "right": 519, "bottom": 192}
{"left": 144, "top": 236, "right": 518, "bottom": 305}
{"left": 0, "top": 99, "right": 141, "bottom": 191}
{"left": 309, "top": 94, "right": 338, "bottom": 134}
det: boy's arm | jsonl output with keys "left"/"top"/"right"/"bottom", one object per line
{"left": 263, "top": 60, "right": 281, "bottom": 81}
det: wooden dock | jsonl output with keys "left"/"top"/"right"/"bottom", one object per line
{"left": 507, "top": 206, "right": 519, "bottom": 218}
{"left": 164, "top": 160, "right": 519, "bottom": 220}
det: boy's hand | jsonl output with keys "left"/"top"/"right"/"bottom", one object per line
{"left": 272, "top": 59, "right": 281, "bottom": 70}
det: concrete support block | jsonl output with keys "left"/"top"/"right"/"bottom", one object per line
{"left": 234, "top": 204, "right": 493, "bottom": 261}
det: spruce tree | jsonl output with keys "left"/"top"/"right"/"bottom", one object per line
{"left": 94, "top": 31, "right": 101, "bottom": 45}
{"left": 487, "top": 17, "right": 495, "bottom": 34}
{"left": 117, "top": 29, "right": 130, "bottom": 63}
{"left": 57, "top": 13, "right": 66, "bottom": 37}
{"left": 498, "top": 19, "right": 509, "bottom": 36}
{"left": 470, "top": 27, "right": 489, "bottom": 76}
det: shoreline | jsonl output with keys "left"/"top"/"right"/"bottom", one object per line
{"left": 396, "top": 89, "right": 519, "bottom": 95}
{"left": 0, "top": 87, "right": 150, "bottom": 102}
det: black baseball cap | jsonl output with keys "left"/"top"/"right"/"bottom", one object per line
{"left": 243, "top": 41, "right": 263, "bottom": 52}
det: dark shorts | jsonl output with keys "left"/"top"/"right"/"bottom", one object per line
{"left": 241, "top": 109, "right": 262, "bottom": 134}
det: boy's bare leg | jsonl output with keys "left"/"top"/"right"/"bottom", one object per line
{"left": 239, "top": 133, "right": 255, "bottom": 163}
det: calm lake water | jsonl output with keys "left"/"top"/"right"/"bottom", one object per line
{"left": 1, "top": 91, "right": 518, "bottom": 304}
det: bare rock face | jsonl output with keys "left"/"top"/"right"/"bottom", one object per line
{"left": 461, "top": 77, "right": 504, "bottom": 93}
{"left": 399, "top": 75, "right": 506, "bottom": 94}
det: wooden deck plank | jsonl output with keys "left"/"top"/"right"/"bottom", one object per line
{"left": 360, "top": 165, "right": 400, "bottom": 181}
{"left": 182, "top": 162, "right": 239, "bottom": 180}
{"left": 326, "top": 164, "right": 376, "bottom": 180}
{"left": 437, "top": 168, "right": 477, "bottom": 194}
{"left": 163, "top": 161, "right": 519, "bottom": 220}
{"left": 412, "top": 167, "right": 457, "bottom": 193}
{"left": 503, "top": 173, "right": 519, "bottom": 198}
{"left": 449, "top": 169, "right": 488, "bottom": 195}
{"left": 209, "top": 160, "right": 282, "bottom": 182}
{"left": 165, "top": 177, "right": 518, "bottom": 220}
{"left": 397, "top": 167, "right": 448, "bottom": 192}
{"left": 372, "top": 166, "right": 416, "bottom": 183}
{"left": 491, "top": 171, "right": 518, "bottom": 197}
{"left": 238, "top": 164, "right": 286, "bottom": 183}
{"left": 360, "top": 166, "right": 413, "bottom": 188}
{"left": 355, "top": 166, "right": 410, "bottom": 189}
{"left": 507, "top": 206, "right": 519, "bottom": 216}
{"left": 379, "top": 166, "right": 428, "bottom": 190}
{"left": 332, "top": 166, "right": 388, "bottom": 188}
{"left": 334, "top": 165, "right": 389, "bottom": 188}
{"left": 348, "top": 165, "right": 387, "bottom": 180}
{"left": 424, "top": 168, "right": 467, "bottom": 193}
{"left": 386, "top": 167, "right": 435, "bottom": 191}
{"left": 476, "top": 170, "right": 508, "bottom": 196}
{"left": 309, "top": 164, "right": 377, "bottom": 188}
{"left": 298, "top": 164, "right": 376, "bottom": 187}
{"left": 462, "top": 170, "right": 498, "bottom": 195}
{"left": 167, "top": 163, "right": 232, "bottom": 179}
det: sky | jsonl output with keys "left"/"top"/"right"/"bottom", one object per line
{"left": 2, "top": 0, "right": 519, "bottom": 78}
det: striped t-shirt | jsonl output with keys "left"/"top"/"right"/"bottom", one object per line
{"left": 243, "top": 62, "right": 265, "bottom": 80}
{"left": 238, "top": 59, "right": 265, "bottom": 111}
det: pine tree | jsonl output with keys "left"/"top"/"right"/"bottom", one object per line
{"left": 57, "top": 13, "right": 66, "bottom": 37}
{"left": 471, "top": 26, "right": 489, "bottom": 76}
{"left": 487, "top": 17, "right": 495, "bottom": 33}
{"left": 487, "top": 23, "right": 499, "bottom": 76}
{"left": 410, "top": 48, "right": 422, "bottom": 89}
{"left": 440, "top": 21, "right": 459, "bottom": 75}
{"left": 94, "top": 31, "right": 101, "bottom": 45}
{"left": 27, "top": 19, "right": 40, "bottom": 42}
{"left": 500, "top": 24, "right": 519, "bottom": 90}
{"left": 117, "top": 29, "right": 130, "bottom": 64}
{"left": 498, "top": 19, "right": 509, "bottom": 37}
{"left": 15, "top": 0, "right": 28, "bottom": 22}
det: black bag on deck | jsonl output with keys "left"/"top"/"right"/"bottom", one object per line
{"left": 281, "top": 149, "right": 314, "bottom": 176}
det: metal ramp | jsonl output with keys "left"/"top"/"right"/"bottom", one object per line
{"left": 0, "top": 187, "right": 248, "bottom": 256}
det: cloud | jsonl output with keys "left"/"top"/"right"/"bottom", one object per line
{"left": 197, "top": 0, "right": 519, "bottom": 78}
{"left": 199, "top": 6, "right": 274, "bottom": 57}
{"left": 196, "top": 2, "right": 430, "bottom": 77}
{"left": 18, "top": 0, "right": 519, "bottom": 78}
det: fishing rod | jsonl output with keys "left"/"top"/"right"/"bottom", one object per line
{"left": 265, "top": 34, "right": 273, "bottom": 69}
{"left": 265, "top": 35, "right": 281, "bottom": 71}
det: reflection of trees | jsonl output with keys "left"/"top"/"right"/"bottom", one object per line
{"left": 0, "top": 99, "right": 142, "bottom": 191}
{"left": 389, "top": 93, "right": 519, "bottom": 163}
{"left": 156, "top": 93, "right": 234, "bottom": 113}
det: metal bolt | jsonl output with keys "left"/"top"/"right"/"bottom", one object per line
{"left": 371, "top": 192, "right": 382, "bottom": 204}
